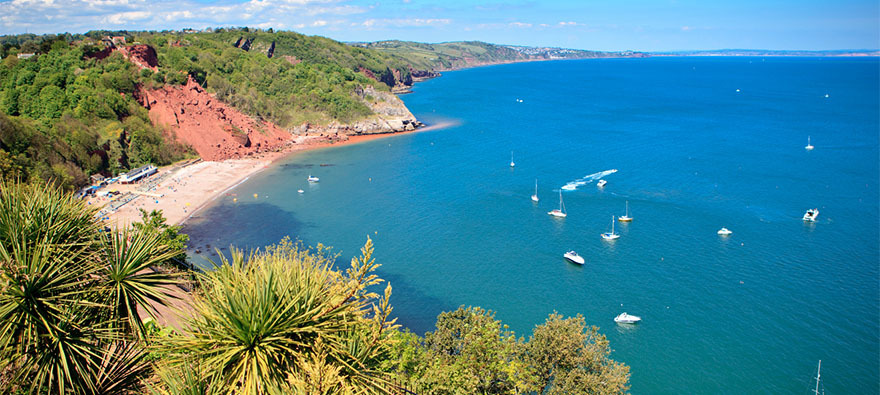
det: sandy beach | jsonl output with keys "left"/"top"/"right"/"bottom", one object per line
{"left": 102, "top": 126, "right": 444, "bottom": 228}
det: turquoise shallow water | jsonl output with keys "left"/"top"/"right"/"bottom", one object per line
{"left": 184, "top": 57, "right": 879, "bottom": 393}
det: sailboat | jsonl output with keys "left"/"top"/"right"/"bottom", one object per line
{"left": 805, "top": 136, "right": 814, "bottom": 150}
{"left": 510, "top": 151, "right": 515, "bottom": 167}
{"left": 531, "top": 179, "right": 539, "bottom": 202}
{"left": 618, "top": 201, "right": 632, "bottom": 222}
{"left": 813, "top": 360, "right": 823, "bottom": 395}
{"left": 601, "top": 215, "right": 620, "bottom": 240}
{"left": 548, "top": 190, "right": 566, "bottom": 218}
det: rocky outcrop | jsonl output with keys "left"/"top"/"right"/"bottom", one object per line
{"left": 411, "top": 69, "right": 441, "bottom": 81}
{"left": 240, "top": 39, "right": 252, "bottom": 52}
{"left": 138, "top": 77, "right": 292, "bottom": 161}
{"left": 267, "top": 41, "right": 275, "bottom": 58}
{"left": 118, "top": 45, "right": 158, "bottom": 71}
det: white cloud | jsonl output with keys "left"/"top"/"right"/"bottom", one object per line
{"left": 681, "top": 26, "right": 692, "bottom": 31}
{"left": 311, "top": 20, "right": 328, "bottom": 27}
{"left": 360, "top": 18, "right": 451, "bottom": 28}
{"left": 509, "top": 22, "right": 532, "bottom": 28}
{"left": 558, "top": 21, "right": 580, "bottom": 26}
{"left": 105, "top": 11, "right": 152, "bottom": 24}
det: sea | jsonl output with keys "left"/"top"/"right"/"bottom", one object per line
{"left": 183, "top": 57, "right": 880, "bottom": 393}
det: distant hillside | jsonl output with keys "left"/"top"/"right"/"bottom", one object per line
{"left": 354, "top": 40, "right": 647, "bottom": 74}
{"left": 0, "top": 28, "right": 422, "bottom": 189}
{"left": 652, "top": 49, "right": 880, "bottom": 57}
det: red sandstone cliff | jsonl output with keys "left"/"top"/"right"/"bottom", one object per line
{"left": 138, "top": 78, "right": 292, "bottom": 161}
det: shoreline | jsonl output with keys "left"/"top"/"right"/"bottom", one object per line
{"left": 103, "top": 124, "right": 443, "bottom": 228}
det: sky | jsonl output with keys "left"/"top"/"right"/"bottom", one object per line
{"left": 1, "top": 0, "right": 878, "bottom": 51}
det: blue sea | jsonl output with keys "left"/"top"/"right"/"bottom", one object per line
{"left": 183, "top": 57, "right": 880, "bottom": 393}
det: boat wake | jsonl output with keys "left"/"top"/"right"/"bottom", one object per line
{"left": 560, "top": 169, "right": 618, "bottom": 191}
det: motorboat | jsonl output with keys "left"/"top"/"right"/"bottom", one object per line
{"left": 805, "top": 136, "right": 814, "bottom": 150}
{"left": 548, "top": 190, "right": 567, "bottom": 218}
{"left": 307, "top": 175, "right": 319, "bottom": 182}
{"left": 618, "top": 201, "right": 633, "bottom": 222}
{"left": 561, "top": 184, "right": 577, "bottom": 191}
{"left": 601, "top": 215, "right": 620, "bottom": 240}
{"left": 531, "top": 179, "right": 539, "bottom": 202}
{"left": 803, "top": 208, "right": 819, "bottom": 222}
{"left": 564, "top": 251, "right": 585, "bottom": 265}
{"left": 597, "top": 179, "right": 607, "bottom": 188}
{"left": 614, "top": 312, "right": 641, "bottom": 324}
{"left": 297, "top": 189, "right": 305, "bottom": 194}
{"left": 717, "top": 227, "right": 733, "bottom": 235}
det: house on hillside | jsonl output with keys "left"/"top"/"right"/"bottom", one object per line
{"left": 119, "top": 164, "right": 157, "bottom": 184}
{"left": 16, "top": 53, "right": 35, "bottom": 59}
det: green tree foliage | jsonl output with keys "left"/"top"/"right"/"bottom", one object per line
{"left": 383, "top": 308, "right": 631, "bottom": 394}
{"left": 158, "top": 237, "right": 398, "bottom": 394}
{"left": 132, "top": 208, "right": 189, "bottom": 269}
{"left": 0, "top": 179, "right": 180, "bottom": 393}
{"left": 0, "top": 42, "right": 189, "bottom": 189}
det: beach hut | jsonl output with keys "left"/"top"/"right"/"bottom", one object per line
{"left": 120, "top": 164, "right": 158, "bottom": 184}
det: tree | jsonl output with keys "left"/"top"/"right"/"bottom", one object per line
{"left": 524, "top": 313, "right": 630, "bottom": 394}
{"left": 159, "top": 237, "right": 398, "bottom": 394}
{"left": 132, "top": 208, "right": 189, "bottom": 268}
{"left": 0, "top": 179, "right": 181, "bottom": 393}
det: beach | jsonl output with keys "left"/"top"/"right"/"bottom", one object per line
{"left": 102, "top": 128, "right": 439, "bottom": 228}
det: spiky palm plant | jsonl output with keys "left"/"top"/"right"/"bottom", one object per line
{"left": 0, "top": 180, "right": 183, "bottom": 393}
{"left": 161, "top": 237, "right": 398, "bottom": 394}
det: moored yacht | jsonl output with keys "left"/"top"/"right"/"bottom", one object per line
{"left": 564, "top": 251, "right": 585, "bottom": 265}
{"left": 717, "top": 227, "right": 733, "bottom": 235}
{"left": 548, "top": 190, "right": 567, "bottom": 218}
{"left": 307, "top": 175, "right": 320, "bottom": 182}
{"left": 601, "top": 215, "right": 620, "bottom": 240}
{"left": 614, "top": 312, "right": 641, "bottom": 324}
{"left": 803, "top": 208, "right": 819, "bottom": 222}
{"left": 618, "top": 201, "right": 632, "bottom": 222}
{"left": 597, "top": 179, "right": 607, "bottom": 188}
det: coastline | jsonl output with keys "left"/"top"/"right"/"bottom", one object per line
{"left": 103, "top": 125, "right": 441, "bottom": 228}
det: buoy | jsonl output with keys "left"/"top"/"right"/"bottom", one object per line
{"left": 369, "top": 177, "right": 372, "bottom": 182}
{"left": 233, "top": 198, "right": 237, "bottom": 202}
{"left": 253, "top": 193, "right": 258, "bottom": 198}
{"left": 186, "top": 202, "right": 191, "bottom": 206}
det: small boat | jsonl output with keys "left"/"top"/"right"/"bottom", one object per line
{"left": 805, "top": 136, "right": 814, "bottom": 150}
{"left": 717, "top": 227, "right": 733, "bottom": 235}
{"left": 531, "top": 179, "right": 539, "bottom": 202}
{"left": 597, "top": 179, "right": 607, "bottom": 188}
{"left": 561, "top": 184, "right": 577, "bottom": 191}
{"left": 618, "top": 201, "right": 632, "bottom": 222}
{"left": 548, "top": 190, "right": 567, "bottom": 218}
{"left": 297, "top": 189, "right": 305, "bottom": 194}
{"left": 803, "top": 208, "right": 819, "bottom": 222}
{"left": 564, "top": 251, "right": 585, "bottom": 265}
{"left": 813, "top": 360, "right": 824, "bottom": 395}
{"left": 614, "top": 312, "right": 641, "bottom": 324}
{"left": 510, "top": 151, "right": 515, "bottom": 167}
{"left": 307, "top": 175, "right": 320, "bottom": 182}
{"left": 601, "top": 215, "right": 620, "bottom": 240}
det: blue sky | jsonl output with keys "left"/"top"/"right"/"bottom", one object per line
{"left": 1, "top": 0, "right": 877, "bottom": 51}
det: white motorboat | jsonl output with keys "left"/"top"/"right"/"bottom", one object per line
{"left": 597, "top": 179, "right": 607, "bottom": 188}
{"left": 564, "top": 251, "right": 585, "bottom": 265}
{"left": 618, "top": 201, "right": 632, "bottom": 222}
{"left": 601, "top": 215, "right": 620, "bottom": 240}
{"left": 531, "top": 179, "right": 539, "bottom": 202}
{"left": 307, "top": 175, "right": 320, "bottom": 182}
{"left": 297, "top": 189, "right": 305, "bottom": 194}
{"left": 803, "top": 208, "right": 819, "bottom": 222}
{"left": 614, "top": 312, "right": 641, "bottom": 324}
{"left": 548, "top": 190, "right": 567, "bottom": 218}
{"left": 510, "top": 151, "right": 515, "bottom": 167}
{"left": 805, "top": 136, "right": 814, "bottom": 150}
{"left": 717, "top": 227, "right": 733, "bottom": 235}
{"left": 561, "top": 184, "right": 577, "bottom": 191}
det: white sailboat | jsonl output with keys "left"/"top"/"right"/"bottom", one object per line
{"left": 510, "top": 151, "right": 515, "bottom": 167}
{"left": 548, "top": 190, "right": 567, "bottom": 218}
{"left": 618, "top": 201, "right": 632, "bottom": 222}
{"left": 531, "top": 179, "right": 539, "bottom": 202}
{"left": 813, "top": 360, "right": 824, "bottom": 395}
{"left": 805, "top": 136, "right": 814, "bottom": 150}
{"left": 601, "top": 215, "right": 620, "bottom": 240}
